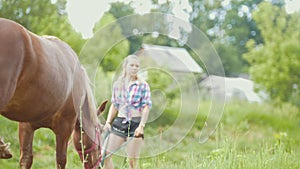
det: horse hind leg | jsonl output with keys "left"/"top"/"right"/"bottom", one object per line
{"left": 0, "top": 137, "right": 12, "bottom": 159}
{"left": 19, "top": 122, "right": 34, "bottom": 169}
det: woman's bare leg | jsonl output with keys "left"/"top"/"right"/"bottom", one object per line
{"left": 103, "top": 133, "right": 125, "bottom": 169}
{"left": 127, "top": 137, "right": 143, "bottom": 169}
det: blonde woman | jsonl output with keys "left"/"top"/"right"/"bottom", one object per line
{"left": 103, "top": 55, "right": 152, "bottom": 169}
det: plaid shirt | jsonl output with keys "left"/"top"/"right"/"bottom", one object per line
{"left": 111, "top": 80, "right": 152, "bottom": 119}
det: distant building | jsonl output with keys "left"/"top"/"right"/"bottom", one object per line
{"left": 136, "top": 44, "right": 203, "bottom": 74}
{"left": 200, "top": 75, "right": 265, "bottom": 103}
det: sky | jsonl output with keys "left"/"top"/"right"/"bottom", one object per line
{"left": 65, "top": 0, "right": 300, "bottom": 38}
{"left": 66, "top": 0, "right": 192, "bottom": 38}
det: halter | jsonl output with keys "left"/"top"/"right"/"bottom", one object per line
{"left": 76, "top": 124, "right": 102, "bottom": 169}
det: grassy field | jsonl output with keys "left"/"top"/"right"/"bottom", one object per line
{"left": 0, "top": 101, "right": 299, "bottom": 169}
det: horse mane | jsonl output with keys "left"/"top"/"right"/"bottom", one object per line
{"left": 79, "top": 66, "right": 99, "bottom": 126}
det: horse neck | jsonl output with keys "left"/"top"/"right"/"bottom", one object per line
{"left": 74, "top": 65, "right": 100, "bottom": 145}
{"left": 81, "top": 68, "right": 98, "bottom": 124}
{"left": 83, "top": 85, "right": 98, "bottom": 125}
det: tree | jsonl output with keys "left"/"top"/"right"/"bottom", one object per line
{"left": 108, "top": 2, "right": 134, "bottom": 19}
{"left": 146, "top": 0, "right": 263, "bottom": 75}
{"left": 80, "top": 13, "right": 130, "bottom": 73}
{"left": 108, "top": 2, "right": 182, "bottom": 53}
{"left": 188, "top": 0, "right": 266, "bottom": 76}
{"left": 244, "top": 2, "right": 300, "bottom": 105}
{"left": 0, "top": 0, "right": 85, "bottom": 54}
{"left": 220, "top": 0, "right": 265, "bottom": 75}
{"left": 108, "top": 2, "right": 142, "bottom": 53}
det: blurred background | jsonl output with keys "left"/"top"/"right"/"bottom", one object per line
{"left": 0, "top": 0, "right": 299, "bottom": 168}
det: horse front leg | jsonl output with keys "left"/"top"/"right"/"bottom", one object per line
{"left": 19, "top": 122, "right": 34, "bottom": 169}
{"left": 55, "top": 125, "right": 74, "bottom": 169}
{"left": 55, "top": 135, "right": 69, "bottom": 169}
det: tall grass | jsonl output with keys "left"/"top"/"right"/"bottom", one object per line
{"left": 0, "top": 101, "right": 299, "bottom": 169}
{"left": 140, "top": 139, "right": 300, "bottom": 169}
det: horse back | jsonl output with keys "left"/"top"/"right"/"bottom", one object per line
{"left": 0, "top": 18, "right": 78, "bottom": 123}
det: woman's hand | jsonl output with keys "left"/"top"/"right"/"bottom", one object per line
{"left": 134, "top": 125, "right": 144, "bottom": 138}
{"left": 103, "top": 122, "right": 112, "bottom": 132}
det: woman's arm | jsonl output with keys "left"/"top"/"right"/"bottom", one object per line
{"left": 139, "top": 105, "right": 150, "bottom": 127}
{"left": 139, "top": 82, "right": 152, "bottom": 127}
{"left": 103, "top": 104, "right": 118, "bottom": 131}
{"left": 134, "top": 105, "right": 150, "bottom": 137}
{"left": 106, "top": 104, "right": 118, "bottom": 124}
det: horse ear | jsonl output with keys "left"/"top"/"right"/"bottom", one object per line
{"left": 97, "top": 99, "right": 108, "bottom": 116}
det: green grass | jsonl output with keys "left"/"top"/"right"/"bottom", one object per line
{"left": 138, "top": 140, "right": 300, "bottom": 169}
{"left": 0, "top": 101, "right": 299, "bottom": 169}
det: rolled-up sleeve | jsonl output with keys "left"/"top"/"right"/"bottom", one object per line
{"left": 140, "top": 82, "right": 152, "bottom": 109}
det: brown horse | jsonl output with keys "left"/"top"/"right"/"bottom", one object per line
{"left": 0, "top": 18, "right": 106, "bottom": 169}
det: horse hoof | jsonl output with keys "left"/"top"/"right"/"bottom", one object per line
{"left": 1, "top": 152, "right": 13, "bottom": 159}
{"left": 0, "top": 147, "right": 13, "bottom": 159}
{"left": 0, "top": 138, "right": 13, "bottom": 159}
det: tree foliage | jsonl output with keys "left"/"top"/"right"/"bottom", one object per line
{"left": 146, "top": 0, "right": 265, "bottom": 75}
{"left": 244, "top": 2, "right": 300, "bottom": 105}
{"left": 188, "top": 0, "right": 266, "bottom": 76}
{"left": 80, "top": 13, "right": 129, "bottom": 73}
{"left": 0, "top": 0, "right": 85, "bottom": 54}
{"left": 107, "top": 2, "right": 143, "bottom": 53}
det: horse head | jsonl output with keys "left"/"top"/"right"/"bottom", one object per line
{"left": 70, "top": 64, "right": 109, "bottom": 168}
{"left": 73, "top": 98, "right": 108, "bottom": 169}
